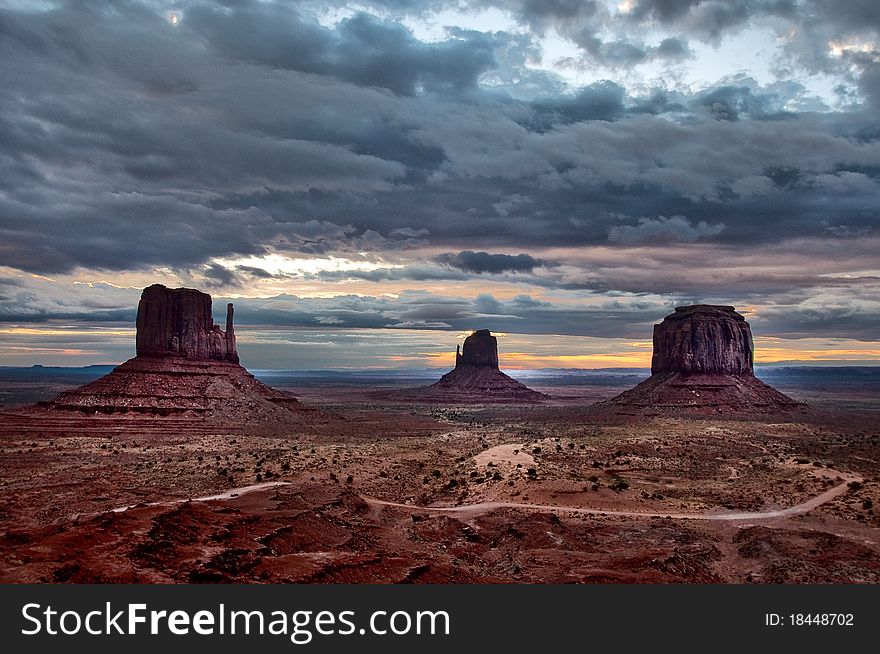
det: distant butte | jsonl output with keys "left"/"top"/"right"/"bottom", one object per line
{"left": 415, "top": 329, "right": 545, "bottom": 403}
{"left": 456, "top": 329, "right": 500, "bottom": 369}
{"left": 601, "top": 304, "right": 799, "bottom": 415}
{"left": 36, "top": 284, "right": 304, "bottom": 422}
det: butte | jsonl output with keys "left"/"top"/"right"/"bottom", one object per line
{"left": 414, "top": 329, "right": 545, "bottom": 403}
{"left": 599, "top": 304, "right": 799, "bottom": 416}
{"left": 16, "top": 284, "right": 308, "bottom": 428}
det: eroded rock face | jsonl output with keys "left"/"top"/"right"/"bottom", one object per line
{"left": 456, "top": 329, "right": 499, "bottom": 369}
{"left": 600, "top": 304, "right": 798, "bottom": 415}
{"left": 651, "top": 305, "right": 753, "bottom": 376}
{"left": 135, "top": 284, "right": 238, "bottom": 363}
{"left": 32, "top": 284, "right": 308, "bottom": 420}
{"left": 410, "top": 329, "right": 544, "bottom": 402}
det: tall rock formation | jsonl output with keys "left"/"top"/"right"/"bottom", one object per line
{"left": 416, "top": 330, "right": 545, "bottom": 403}
{"left": 135, "top": 284, "right": 238, "bottom": 362}
{"left": 602, "top": 304, "right": 797, "bottom": 415}
{"left": 651, "top": 305, "right": 752, "bottom": 375}
{"left": 225, "top": 303, "right": 237, "bottom": 363}
{"left": 37, "top": 285, "right": 304, "bottom": 422}
{"left": 456, "top": 329, "right": 500, "bottom": 369}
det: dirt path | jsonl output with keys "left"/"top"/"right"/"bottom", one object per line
{"left": 101, "top": 481, "right": 291, "bottom": 516}
{"left": 362, "top": 475, "right": 860, "bottom": 522}
{"left": 100, "top": 473, "right": 859, "bottom": 525}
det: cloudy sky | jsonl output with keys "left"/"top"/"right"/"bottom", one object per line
{"left": 1, "top": 0, "right": 879, "bottom": 369}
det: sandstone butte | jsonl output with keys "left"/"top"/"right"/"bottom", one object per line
{"left": 35, "top": 284, "right": 304, "bottom": 422}
{"left": 602, "top": 304, "right": 799, "bottom": 415}
{"left": 416, "top": 329, "right": 546, "bottom": 403}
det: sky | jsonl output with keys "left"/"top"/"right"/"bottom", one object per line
{"left": 0, "top": 0, "right": 879, "bottom": 370}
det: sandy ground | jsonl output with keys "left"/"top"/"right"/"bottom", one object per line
{"left": 0, "top": 384, "right": 878, "bottom": 583}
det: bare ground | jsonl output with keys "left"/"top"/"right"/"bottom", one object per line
{"left": 0, "top": 384, "right": 878, "bottom": 583}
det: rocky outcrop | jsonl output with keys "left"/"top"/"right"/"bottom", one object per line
{"left": 456, "top": 329, "right": 499, "bottom": 369}
{"left": 600, "top": 305, "right": 798, "bottom": 416}
{"left": 136, "top": 284, "right": 238, "bottom": 363}
{"left": 35, "top": 284, "right": 305, "bottom": 423}
{"left": 414, "top": 330, "right": 545, "bottom": 403}
{"left": 651, "top": 305, "right": 752, "bottom": 375}
{"left": 44, "top": 357, "right": 300, "bottom": 419}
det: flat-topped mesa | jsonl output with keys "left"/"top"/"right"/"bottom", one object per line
{"left": 599, "top": 303, "right": 798, "bottom": 415}
{"left": 135, "top": 284, "right": 238, "bottom": 363}
{"left": 455, "top": 329, "right": 499, "bottom": 369}
{"left": 651, "top": 304, "right": 752, "bottom": 376}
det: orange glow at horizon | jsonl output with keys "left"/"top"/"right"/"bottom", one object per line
{"left": 1, "top": 325, "right": 878, "bottom": 369}
{"left": 0, "top": 327, "right": 135, "bottom": 337}
{"left": 0, "top": 346, "right": 104, "bottom": 356}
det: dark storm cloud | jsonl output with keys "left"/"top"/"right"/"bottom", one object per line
{"left": 229, "top": 294, "right": 394, "bottom": 330}
{"left": 692, "top": 85, "right": 785, "bottom": 120}
{"left": 187, "top": 5, "right": 496, "bottom": 97}
{"left": 633, "top": 0, "right": 750, "bottom": 33}
{"left": 326, "top": 0, "right": 878, "bottom": 96}
{"left": 0, "top": 282, "right": 138, "bottom": 323}
{"left": 753, "top": 301, "right": 880, "bottom": 340}
{"left": 313, "top": 265, "right": 470, "bottom": 282}
{"left": 607, "top": 215, "right": 725, "bottom": 243}
{"left": 625, "top": 0, "right": 796, "bottom": 40}
{"left": 568, "top": 31, "right": 694, "bottom": 69}
{"left": 436, "top": 250, "right": 543, "bottom": 273}
{"left": 0, "top": 196, "right": 276, "bottom": 273}
{"left": 2, "top": 0, "right": 880, "bottom": 276}
{"left": 858, "top": 63, "right": 880, "bottom": 113}
{"left": 203, "top": 263, "right": 239, "bottom": 288}
{"left": 235, "top": 266, "right": 275, "bottom": 279}
{"left": 218, "top": 291, "right": 665, "bottom": 339}
{"left": 0, "top": 1, "right": 413, "bottom": 272}
{"left": 805, "top": 0, "right": 880, "bottom": 32}
{"left": 654, "top": 37, "right": 694, "bottom": 60}
{"left": 0, "top": 307, "right": 136, "bottom": 323}
{"left": 629, "top": 89, "right": 688, "bottom": 114}
{"left": 210, "top": 277, "right": 879, "bottom": 341}
{"left": 506, "top": 0, "right": 601, "bottom": 32}
{"left": 629, "top": 0, "right": 705, "bottom": 22}
{"left": 0, "top": 0, "right": 878, "bottom": 352}
{"left": 529, "top": 80, "right": 626, "bottom": 125}
{"left": 620, "top": 0, "right": 879, "bottom": 82}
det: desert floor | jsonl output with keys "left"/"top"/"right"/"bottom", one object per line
{"left": 0, "top": 383, "right": 878, "bottom": 583}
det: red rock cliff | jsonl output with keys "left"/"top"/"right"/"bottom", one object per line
{"left": 455, "top": 329, "right": 500, "bottom": 369}
{"left": 650, "top": 304, "right": 753, "bottom": 375}
{"left": 135, "top": 284, "right": 239, "bottom": 363}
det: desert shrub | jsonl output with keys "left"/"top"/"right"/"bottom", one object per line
{"left": 610, "top": 478, "right": 629, "bottom": 491}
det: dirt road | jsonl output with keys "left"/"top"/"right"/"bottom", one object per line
{"left": 362, "top": 474, "right": 858, "bottom": 522}
{"left": 104, "top": 475, "right": 859, "bottom": 524}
